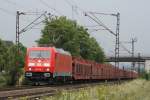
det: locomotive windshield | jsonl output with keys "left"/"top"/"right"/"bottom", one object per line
{"left": 29, "top": 50, "right": 50, "bottom": 58}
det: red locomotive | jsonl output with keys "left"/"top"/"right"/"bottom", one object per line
{"left": 24, "top": 47, "right": 138, "bottom": 84}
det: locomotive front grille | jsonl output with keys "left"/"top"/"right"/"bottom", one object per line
{"left": 32, "top": 72, "right": 44, "bottom": 77}
{"left": 25, "top": 72, "right": 51, "bottom": 78}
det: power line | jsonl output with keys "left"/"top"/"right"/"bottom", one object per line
{"left": 120, "top": 43, "right": 132, "bottom": 54}
{"left": 18, "top": 11, "right": 47, "bottom": 15}
{"left": 64, "top": 0, "right": 87, "bottom": 27}
{"left": 87, "top": 28, "right": 107, "bottom": 33}
{"left": 85, "top": 12, "right": 116, "bottom": 36}
{"left": 64, "top": 0, "right": 72, "bottom": 7}
{"left": 0, "top": 8, "right": 42, "bottom": 24}
{"left": 3, "top": 0, "right": 19, "bottom": 7}
{"left": 0, "top": 7, "right": 15, "bottom": 16}
{"left": 16, "top": 11, "right": 47, "bottom": 53}
{"left": 84, "top": 25, "right": 101, "bottom": 27}
{"left": 2, "top": 0, "right": 26, "bottom": 9}
{"left": 19, "top": 11, "right": 47, "bottom": 34}
{"left": 38, "top": 0, "right": 63, "bottom": 16}
{"left": 85, "top": 12, "right": 120, "bottom": 68}
{"left": 66, "top": 0, "right": 84, "bottom": 12}
{"left": 64, "top": 0, "right": 117, "bottom": 36}
{"left": 89, "top": 12, "right": 117, "bottom": 16}
{"left": 64, "top": 0, "right": 76, "bottom": 19}
{"left": 64, "top": 0, "right": 85, "bottom": 13}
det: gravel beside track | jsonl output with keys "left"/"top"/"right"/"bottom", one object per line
{"left": 0, "top": 86, "right": 56, "bottom": 99}
{"left": 0, "top": 85, "right": 45, "bottom": 92}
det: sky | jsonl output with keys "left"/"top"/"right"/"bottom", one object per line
{"left": 0, "top": 0, "right": 150, "bottom": 57}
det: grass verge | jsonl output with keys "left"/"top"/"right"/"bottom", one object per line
{"left": 42, "top": 79, "right": 150, "bottom": 100}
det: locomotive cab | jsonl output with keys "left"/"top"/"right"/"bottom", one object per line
{"left": 24, "top": 47, "right": 73, "bottom": 83}
{"left": 25, "top": 47, "right": 54, "bottom": 82}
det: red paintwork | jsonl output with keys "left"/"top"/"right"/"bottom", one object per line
{"left": 54, "top": 51, "right": 72, "bottom": 76}
{"left": 25, "top": 47, "right": 138, "bottom": 82}
{"left": 25, "top": 47, "right": 54, "bottom": 73}
{"left": 72, "top": 57, "right": 138, "bottom": 80}
{"left": 25, "top": 47, "right": 72, "bottom": 77}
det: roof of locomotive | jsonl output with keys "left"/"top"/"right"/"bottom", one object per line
{"left": 55, "top": 48, "right": 71, "bottom": 56}
{"left": 27, "top": 47, "right": 52, "bottom": 50}
{"left": 27, "top": 47, "right": 71, "bottom": 56}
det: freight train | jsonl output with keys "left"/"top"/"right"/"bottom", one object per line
{"left": 24, "top": 47, "right": 138, "bottom": 84}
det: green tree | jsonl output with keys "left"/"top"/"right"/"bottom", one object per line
{"left": 0, "top": 38, "right": 26, "bottom": 86}
{"left": 37, "top": 16, "right": 105, "bottom": 63}
{"left": 18, "top": 43, "right": 26, "bottom": 68}
{"left": 5, "top": 44, "right": 26, "bottom": 85}
{"left": 5, "top": 45, "right": 18, "bottom": 85}
{"left": 0, "top": 39, "right": 8, "bottom": 72}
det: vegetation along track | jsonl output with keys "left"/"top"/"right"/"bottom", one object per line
{"left": 0, "top": 81, "right": 126, "bottom": 99}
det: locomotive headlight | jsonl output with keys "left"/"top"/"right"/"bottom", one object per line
{"left": 43, "top": 63, "right": 50, "bottom": 67}
{"left": 46, "top": 68, "right": 50, "bottom": 71}
{"left": 26, "top": 72, "right": 32, "bottom": 77}
{"left": 29, "top": 68, "right": 32, "bottom": 71}
{"left": 28, "top": 63, "right": 35, "bottom": 66}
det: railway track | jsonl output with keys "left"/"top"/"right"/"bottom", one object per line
{"left": 0, "top": 81, "right": 125, "bottom": 99}
{"left": 0, "top": 85, "right": 45, "bottom": 92}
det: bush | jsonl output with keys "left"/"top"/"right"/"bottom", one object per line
{"left": 0, "top": 68, "right": 25, "bottom": 86}
{"left": 0, "top": 72, "right": 15, "bottom": 87}
{"left": 0, "top": 73, "right": 7, "bottom": 87}
{"left": 145, "top": 73, "right": 150, "bottom": 80}
{"left": 18, "top": 72, "right": 29, "bottom": 85}
{"left": 140, "top": 71, "right": 150, "bottom": 80}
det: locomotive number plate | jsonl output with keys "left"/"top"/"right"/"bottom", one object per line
{"left": 35, "top": 68, "right": 42, "bottom": 71}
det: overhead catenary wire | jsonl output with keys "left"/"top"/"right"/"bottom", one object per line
{"left": 64, "top": 0, "right": 72, "bottom": 7}
{"left": 65, "top": 0, "right": 105, "bottom": 30}
{"left": 89, "top": 12, "right": 117, "bottom": 16}
{"left": 22, "top": 20, "right": 45, "bottom": 32}
{"left": 3, "top": 0, "right": 21, "bottom": 7}
{"left": 19, "top": 11, "right": 47, "bottom": 34}
{"left": 64, "top": 0, "right": 118, "bottom": 41}
{"left": 38, "top": 0, "right": 63, "bottom": 16}
{"left": 18, "top": 11, "right": 48, "bottom": 16}
{"left": 87, "top": 28, "right": 107, "bottom": 33}
{"left": 66, "top": 0, "right": 85, "bottom": 12}
{"left": 0, "top": 7, "right": 15, "bottom": 16}
{"left": 2, "top": 0, "right": 27, "bottom": 10}
{"left": 91, "top": 13, "right": 115, "bottom": 34}
{"left": 85, "top": 12, "right": 116, "bottom": 36}
{"left": 84, "top": 25, "right": 101, "bottom": 27}
{"left": 0, "top": 8, "right": 43, "bottom": 24}
{"left": 63, "top": 0, "right": 88, "bottom": 27}
{"left": 4, "top": 0, "right": 18, "bottom": 6}
{"left": 1, "top": 0, "right": 49, "bottom": 17}
{"left": 120, "top": 43, "right": 132, "bottom": 54}
{"left": 64, "top": 0, "right": 85, "bottom": 14}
